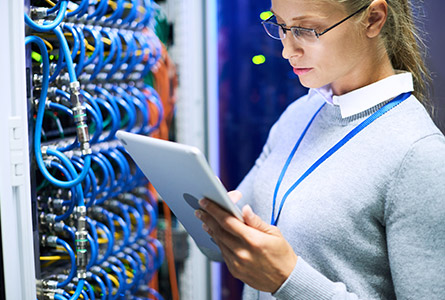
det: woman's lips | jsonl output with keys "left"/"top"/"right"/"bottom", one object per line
{"left": 293, "top": 68, "right": 313, "bottom": 75}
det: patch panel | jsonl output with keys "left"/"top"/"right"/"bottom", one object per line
{"left": 25, "top": 1, "right": 169, "bottom": 299}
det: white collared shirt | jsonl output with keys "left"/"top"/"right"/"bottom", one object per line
{"left": 308, "top": 72, "right": 414, "bottom": 118}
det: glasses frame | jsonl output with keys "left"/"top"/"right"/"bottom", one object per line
{"left": 262, "top": 4, "right": 370, "bottom": 41}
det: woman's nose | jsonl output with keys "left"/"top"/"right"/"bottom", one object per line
{"left": 281, "top": 34, "right": 304, "bottom": 60}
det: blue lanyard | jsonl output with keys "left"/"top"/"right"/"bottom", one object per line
{"left": 271, "top": 92, "right": 412, "bottom": 226}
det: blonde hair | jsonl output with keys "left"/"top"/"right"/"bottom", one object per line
{"left": 335, "top": 0, "right": 431, "bottom": 108}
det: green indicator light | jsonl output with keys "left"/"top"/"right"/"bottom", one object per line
{"left": 31, "top": 52, "right": 42, "bottom": 62}
{"left": 252, "top": 55, "right": 266, "bottom": 65}
{"left": 50, "top": 55, "right": 54, "bottom": 60}
{"left": 77, "top": 249, "right": 87, "bottom": 253}
{"left": 75, "top": 239, "right": 88, "bottom": 242}
{"left": 260, "top": 11, "right": 273, "bottom": 21}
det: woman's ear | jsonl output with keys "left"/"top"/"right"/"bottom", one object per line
{"left": 365, "top": 0, "right": 388, "bottom": 38}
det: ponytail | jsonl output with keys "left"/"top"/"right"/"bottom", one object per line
{"left": 382, "top": 0, "right": 431, "bottom": 107}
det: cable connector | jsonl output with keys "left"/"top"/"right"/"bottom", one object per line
{"left": 69, "top": 81, "right": 92, "bottom": 156}
{"left": 75, "top": 230, "right": 88, "bottom": 279}
{"left": 30, "top": 7, "right": 48, "bottom": 20}
{"left": 46, "top": 235, "right": 58, "bottom": 247}
{"left": 75, "top": 205, "right": 88, "bottom": 278}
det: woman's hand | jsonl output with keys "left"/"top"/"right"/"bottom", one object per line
{"left": 195, "top": 191, "right": 298, "bottom": 293}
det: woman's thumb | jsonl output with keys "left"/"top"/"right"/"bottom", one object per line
{"left": 242, "top": 204, "right": 271, "bottom": 232}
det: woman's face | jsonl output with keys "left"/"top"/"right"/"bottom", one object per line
{"left": 271, "top": 0, "right": 373, "bottom": 95}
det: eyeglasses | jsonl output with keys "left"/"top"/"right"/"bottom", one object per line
{"left": 262, "top": 4, "right": 370, "bottom": 43}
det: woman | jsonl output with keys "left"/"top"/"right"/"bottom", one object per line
{"left": 195, "top": 0, "right": 445, "bottom": 299}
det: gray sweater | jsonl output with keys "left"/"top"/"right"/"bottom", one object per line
{"left": 237, "top": 92, "right": 445, "bottom": 299}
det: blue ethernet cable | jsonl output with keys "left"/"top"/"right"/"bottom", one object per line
{"left": 95, "top": 267, "right": 113, "bottom": 299}
{"left": 74, "top": 26, "right": 86, "bottom": 77}
{"left": 114, "top": 93, "right": 136, "bottom": 131}
{"left": 104, "top": 0, "right": 125, "bottom": 23}
{"left": 47, "top": 101, "right": 77, "bottom": 152}
{"left": 86, "top": 217, "right": 100, "bottom": 268}
{"left": 117, "top": 30, "right": 134, "bottom": 67}
{"left": 90, "top": 154, "right": 110, "bottom": 203}
{"left": 89, "top": 28, "right": 106, "bottom": 80}
{"left": 147, "top": 237, "right": 165, "bottom": 271}
{"left": 54, "top": 294, "right": 68, "bottom": 300}
{"left": 127, "top": 206, "right": 143, "bottom": 243}
{"left": 62, "top": 224, "right": 76, "bottom": 250}
{"left": 30, "top": 35, "right": 92, "bottom": 191}
{"left": 125, "top": 248, "right": 144, "bottom": 291}
{"left": 25, "top": 0, "right": 68, "bottom": 32}
{"left": 80, "top": 90, "right": 103, "bottom": 124}
{"left": 123, "top": 33, "right": 148, "bottom": 79}
{"left": 47, "top": 160, "right": 77, "bottom": 218}
{"left": 88, "top": 271, "right": 107, "bottom": 300}
{"left": 116, "top": 252, "right": 139, "bottom": 289}
{"left": 62, "top": 23, "right": 81, "bottom": 62}
{"left": 82, "top": 26, "right": 103, "bottom": 69}
{"left": 94, "top": 86, "right": 121, "bottom": 138}
{"left": 99, "top": 151, "right": 125, "bottom": 197}
{"left": 110, "top": 202, "right": 133, "bottom": 243}
{"left": 112, "top": 86, "right": 137, "bottom": 131}
{"left": 66, "top": 0, "right": 89, "bottom": 18}
{"left": 87, "top": 0, "right": 109, "bottom": 20}
{"left": 131, "top": 244, "right": 152, "bottom": 281}
{"left": 25, "top": 37, "right": 91, "bottom": 188}
{"left": 84, "top": 280, "right": 96, "bottom": 300}
{"left": 111, "top": 213, "right": 130, "bottom": 254}
{"left": 95, "top": 152, "right": 116, "bottom": 199}
{"left": 140, "top": 35, "right": 162, "bottom": 79}
{"left": 122, "top": 0, "right": 138, "bottom": 25}
{"left": 106, "top": 149, "right": 130, "bottom": 191}
{"left": 67, "top": 280, "right": 86, "bottom": 300}
{"left": 121, "top": 32, "right": 139, "bottom": 77}
{"left": 95, "top": 221, "right": 114, "bottom": 265}
{"left": 100, "top": 29, "right": 118, "bottom": 66}
{"left": 93, "top": 97, "right": 119, "bottom": 143}
{"left": 127, "top": 86, "right": 150, "bottom": 134}
{"left": 49, "top": 47, "right": 65, "bottom": 82}
{"left": 124, "top": 195, "right": 148, "bottom": 236}
{"left": 107, "top": 30, "right": 123, "bottom": 80}
{"left": 102, "top": 261, "right": 125, "bottom": 300}
{"left": 48, "top": 23, "right": 81, "bottom": 82}
{"left": 47, "top": 0, "right": 62, "bottom": 14}
{"left": 56, "top": 238, "right": 76, "bottom": 288}
{"left": 139, "top": 0, "right": 154, "bottom": 28}
{"left": 142, "top": 199, "right": 157, "bottom": 235}
{"left": 53, "top": 26, "right": 77, "bottom": 83}
{"left": 72, "top": 156, "right": 98, "bottom": 206}
{"left": 87, "top": 233, "right": 98, "bottom": 270}
{"left": 108, "top": 257, "right": 129, "bottom": 293}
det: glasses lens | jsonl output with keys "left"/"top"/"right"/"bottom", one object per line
{"left": 262, "top": 22, "right": 283, "bottom": 40}
{"left": 291, "top": 28, "right": 318, "bottom": 42}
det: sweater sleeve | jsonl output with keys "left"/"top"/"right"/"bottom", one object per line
{"left": 273, "top": 133, "right": 445, "bottom": 300}
{"left": 384, "top": 134, "right": 445, "bottom": 298}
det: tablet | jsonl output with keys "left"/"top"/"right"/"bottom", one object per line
{"left": 116, "top": 130, "right": 243, "bottom": 261}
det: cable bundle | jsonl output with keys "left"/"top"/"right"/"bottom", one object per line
{"left": 25, "top": 1, "right": 166, "bottom": 299}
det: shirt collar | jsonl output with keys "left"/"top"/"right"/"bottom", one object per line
{"left": 308, "top": 72, "right": 414, "bottom": 118}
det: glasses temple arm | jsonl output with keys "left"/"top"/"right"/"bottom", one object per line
{"left": 318, "top": 4, "right": 370, "bottom": 36}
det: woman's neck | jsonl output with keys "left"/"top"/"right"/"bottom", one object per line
{"left": 331, "top": 47, "right": 395, "bottom": 96}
